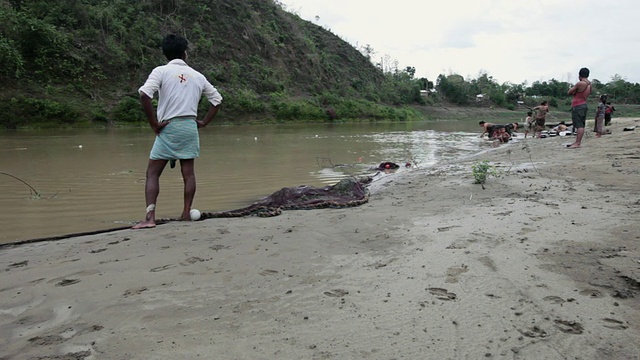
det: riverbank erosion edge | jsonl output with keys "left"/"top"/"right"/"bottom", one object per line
{"left": 1, "top": 118, "right": 639, "bottom": 359}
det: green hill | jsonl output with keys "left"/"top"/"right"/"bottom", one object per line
{"left": 0, "top": 0, "right": 424, "bottom": 128}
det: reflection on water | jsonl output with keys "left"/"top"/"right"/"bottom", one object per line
{"left": 0, "top": 120, "right": 489, "bottom": 243}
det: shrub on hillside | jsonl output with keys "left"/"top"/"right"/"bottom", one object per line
{"left": 112, "top": 96, "right": 145, "bottom": 123}
{"left": 0, "top": 97, "right": 79, "bottom": 128}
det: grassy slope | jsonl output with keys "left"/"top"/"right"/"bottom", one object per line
{"left": 0, "top": 0, "right": 396, "bottom": 128}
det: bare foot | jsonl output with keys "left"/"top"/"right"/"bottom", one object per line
{"left": 566, "top": 144, "right": 581, "bottom": 149}
{"left": 132, "top": 220, "right": 156, "bottom": 229}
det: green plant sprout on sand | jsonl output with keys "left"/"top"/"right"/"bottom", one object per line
{"left": 472, "top": 160, "right": 497, "bottom": 186}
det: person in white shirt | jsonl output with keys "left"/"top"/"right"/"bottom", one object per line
{"left": 133, "top": 34, "right": 222, "bottom": 229}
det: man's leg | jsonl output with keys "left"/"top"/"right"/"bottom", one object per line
{"left": 568, "top": 107, "right": 585, "bottom": 148}
{"left": 179, "top": 159, "right": 196, "bottom": 220}
{"left": 571, "top": 127, "right": 585, "bottom": 147}
{"left": 132, "top": 159, "right": 168, "bottom": 229}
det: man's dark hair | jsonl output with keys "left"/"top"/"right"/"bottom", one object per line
{"left": 527, "top": 111, "right": 533, "bottom": 116}
{"left": 479, "top": 121, "right": 486, "bottom": 125}
{"left": 579, "top": 67, "right": 590, "bottom": 78}
{"left": 541, "top": 100, "right": 547, "bottom": 105}
{"left": 162, "top": 34, "right": 188, "bottom": 61}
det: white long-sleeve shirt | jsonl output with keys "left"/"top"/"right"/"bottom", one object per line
{"left": 138, "top": 59, "right": 222, "bottom": 122}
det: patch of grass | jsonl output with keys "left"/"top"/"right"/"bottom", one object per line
{"left": 472, "top": 160, "right": 497, "bottom": 186}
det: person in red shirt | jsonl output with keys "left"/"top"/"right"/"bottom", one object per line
{"left": 566, "top": 68, "right": 591, "bottom": 148}
{"left": 604, "top": 101, "right": 615, "bottom": 126}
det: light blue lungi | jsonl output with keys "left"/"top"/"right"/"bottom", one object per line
{"left": 149, "top": 117, "right": 200, "bottom": 160}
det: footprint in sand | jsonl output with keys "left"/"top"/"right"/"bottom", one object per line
{"left": 579, "top": 289, "right": 604, "bottom": 298}
{"left": 180, "top": 257, "right": 205, "bottom": 266}
{"left": 30, "top": 324, "right": 106, "bottom": 347}
{"left": 437, "top": 225, "right": 460, "bottom": 232}
{"left": 427, "top": 288, "right": 457, "bottom": 301}
{"left": 7, "top": 260, "right": 28, "bottom": 269}
{"left": 478, "top": 256, "right": 497, "bottom": 272}
{"left": 28, "top": 334, "right": 67, "bottom": 346}
{"left": 554, "top": 319, "right": 584, "bottom": 334}
{"left": 543, "top": 295, "right": 566, "bottom": 305}
{"left": 324, "top": 289, "right": 349, "bottom": 297}
{"left": 519, "top": 326, "right": 548, "bottom": 338}
{"left": 259, "top": 269, "right": 279, "bottom": 276}
{"left": 55, "top": 279, "right": 81, "bottom": 287}
{"left": 367, "top": 257, "right": 398, "bottom": 269}
{"left": 601, "top": 318, "right": 628, "bottom": 330}
{"left": 150, "top": 264, "right": 176, "bottom": 272}
{"left": 107, "top": 237, "right": 130, "bottom": 246}
{"left": 85, "top": 325, "right": 104, "bottom": 332}
{"left": 48, "top": 351, "right": 91, "bottom": 359}
{"left": 517, "top": 227, "right": 537, "bottom": 236}
{"left": 446, "top": 238, "right": 477, "bottom": 250}
{"left": 123, "top": 287, "right": 148, "bottom": 297}
{"left": 47, "top": 270, "right": 99, "bottom": 286}
{"left": 445, "top": 265, "right": 469, "bottom": 283}
{"left": 210, "top": 244, "right": 231, "bottom": 251}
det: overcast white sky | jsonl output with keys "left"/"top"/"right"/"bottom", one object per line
{"left": 277, "top": 0, "right": 640, "bottom": 86}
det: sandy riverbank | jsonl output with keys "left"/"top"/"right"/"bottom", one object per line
{"left": 1, "top": 118, "right": 639, "bottom": 360}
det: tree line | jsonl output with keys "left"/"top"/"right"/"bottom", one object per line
{"left": 1, "top": 0, "right": 638, "bottom": 129}
{"left": 429, "top": 72, "right": 640, "bottom": 108}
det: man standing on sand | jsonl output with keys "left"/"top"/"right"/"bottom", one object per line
{"left": 566, "top": 67, "right": 591, "bottom": 148}
{"left": 531, "top": 101, "right": 549, "bottom": 138}
{"left": 133, "top": 34, "right": 223, "bottom": 229}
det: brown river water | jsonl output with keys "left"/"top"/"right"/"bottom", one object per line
{"left": 0, "top": 120, "right": 490, "bottom": 243}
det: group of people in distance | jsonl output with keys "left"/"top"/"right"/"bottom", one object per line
{"left": 479, "top": 121, "right": 519, "bottom": 144}
{"left": 479, "top": 99, "right": 553, "bottom": 143}
{"left": 479, "top": 68, "right": 616, "bottom": 148}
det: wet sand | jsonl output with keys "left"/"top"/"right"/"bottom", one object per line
{"left": 1, "top": 118, "right": 639, "bottom": 359}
